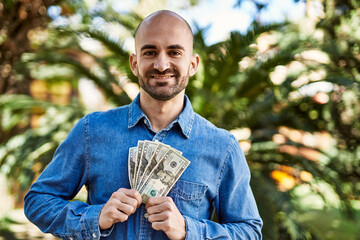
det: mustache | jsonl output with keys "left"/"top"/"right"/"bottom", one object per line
{"left": 145, "top": 68, "right": 179, "bottom": 77}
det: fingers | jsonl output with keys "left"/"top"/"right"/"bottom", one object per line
{"left": 151, "top": 219, "right": 172, "bottom": 232}
{"left": 146, "top": 197, "right": 175, "bottom": 227}
{"left": 146, "top": 196, "right": 174, "bottom": 216}
{"left": 119, "top": 188, "right": 142, "bottom": 207}
{"left": 145, "top": 196, "right": 175, "bottom": 208}
{"left": 110, "top": 193, "right": 135, "bottom": 215}
{"left": 99, "top": 188, "right": 141, "bottom": 230}
{"left": 148, "top": 211, "right": 171, "bottom": 224}
{"left": 145, "top": 197, "right": 186, "bottom": 240}
{"left": 145, "top": 197, "right": 174, "bottom": 231}
{"left": 113, "top": 188, "right": 141, "bottom": 212}
{"left": 105, "top": 204, "right": 130, "bottom": 223}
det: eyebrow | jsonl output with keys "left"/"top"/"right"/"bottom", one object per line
{"left": 168, "top": 44, "right": 185, "bottom": 51}
{"left": 140, "top": 44, "right": 185, "bottom": 51}
{"left": 140, "top": 44, "right": 156, "bottom": 51}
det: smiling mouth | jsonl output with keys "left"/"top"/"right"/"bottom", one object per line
{"left": 151, "top": 75, "right": 175, "bottom": 79}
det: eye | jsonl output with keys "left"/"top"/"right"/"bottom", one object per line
{"left": 143, "top": 51, "right": 156, "bottom": 56}
{"left": 169, "top": 51, "right": 182, "bottom": 56}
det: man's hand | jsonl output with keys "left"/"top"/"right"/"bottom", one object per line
{"left": 145, "top": 197, "right": 186, "bottom": 240}
{"left": 99, "top": 188, "right": 141, "bottom": 230}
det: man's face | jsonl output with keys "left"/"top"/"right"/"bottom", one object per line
{"left": 130, "top": 13, "right": 199, "bottom": 101}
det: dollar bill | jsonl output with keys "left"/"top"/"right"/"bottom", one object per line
{"left": 136, "top": 142, "right": 170, "bottom": 191}
{"left": 128, "top": 147, "right": 138, "bottom": 188}
{"left": 133, "top": 141, "right": 144, "bottom": 188}
{"left": 138, "top": 148, "right": 190, "bottom": 203}
{"left": 134, "top": 140, "right": 159, "bottom": 190}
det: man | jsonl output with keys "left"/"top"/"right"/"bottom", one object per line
{"left": 24, "top": 10, "right": 263, "bottom": 239}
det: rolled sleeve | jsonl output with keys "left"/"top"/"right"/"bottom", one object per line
{"left": 184, "top": 215, "right": 205, "bottom": 239}
{"left": 82, "top": 204, "right": 111, "bottom": 239}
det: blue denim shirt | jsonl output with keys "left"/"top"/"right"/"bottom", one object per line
{"left": 24, "top": 95, "right": 262, "bottom": 239}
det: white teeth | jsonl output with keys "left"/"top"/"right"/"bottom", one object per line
{"left": 152, "top": 75, "right": 173, "bottom": 79}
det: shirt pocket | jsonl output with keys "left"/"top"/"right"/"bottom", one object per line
{"left": 168, "top": 180, "right": 208, "bottom": 219}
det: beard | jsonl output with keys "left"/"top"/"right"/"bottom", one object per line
{"left": 138, "top": 68, "right": 189, "bottom": 101}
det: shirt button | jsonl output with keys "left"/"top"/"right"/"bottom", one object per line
{"left": 144, "top": 119, "right": 147, "bottom": 125}
{"left": 69, "top": 238, "right": 73, "bottom": 240}
{"left": 144, "top": 213, "right": 149, "bottom": 218}
{"left": 92, "top": 233, "right": 96, "bottom": 238}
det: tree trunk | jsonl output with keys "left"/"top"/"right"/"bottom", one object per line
{"left": 0, "top": 0, "right": 62, "bottom": 143}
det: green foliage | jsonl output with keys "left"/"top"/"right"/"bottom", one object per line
{"left": 0, "top": 95, "right": 85, "bottom": 194}
{"left": 0, "top": 216, "right": 18, "bottom": 240}
{"left": 296, "top": 208, "right": 360, "bottom": 240}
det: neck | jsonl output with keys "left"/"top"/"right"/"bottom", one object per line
{"left": 139, "top": 90, "right": 185, "bottom": 132}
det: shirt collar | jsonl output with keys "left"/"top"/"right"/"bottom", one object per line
{"left": 128, "top": 94, "right": 195, "bottom": 139}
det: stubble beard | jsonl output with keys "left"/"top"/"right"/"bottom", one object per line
{"left": 138, "top": 68, "right": 189, "bottom": 101}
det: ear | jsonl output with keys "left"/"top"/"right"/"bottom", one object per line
{"left": 189, "top": 54, "right": 200, "bottom": 77}
{"left": 129, "top": 53, "right": 138, "bottom": 76}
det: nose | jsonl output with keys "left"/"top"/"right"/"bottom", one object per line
{"left": 154, "top": 53, "right": 170, "bottom": 72}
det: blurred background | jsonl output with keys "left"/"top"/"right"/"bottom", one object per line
{"left": 0, "top": 0, "right": 359, "bottom": 239}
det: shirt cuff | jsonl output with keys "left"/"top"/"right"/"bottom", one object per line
{"left": 82, "top": 204, "right": 114, "bottom": 239}
{"left": 183, "top": 215, "right": 205, "bottom": 240}
{"left": 100, "top": 225, "right": 114, "bottom": 237}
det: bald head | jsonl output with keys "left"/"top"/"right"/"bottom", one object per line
{"left": 129, "top": 9, "right": 200, "bottom": 102}
{"left": 134, "top": 10, "right": 193, "bottom": 49}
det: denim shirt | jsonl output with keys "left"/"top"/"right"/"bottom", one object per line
{"left": 24, "top": 95, "right": 262, "bottom": 240}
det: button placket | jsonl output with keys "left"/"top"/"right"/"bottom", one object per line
{"left": 138, "top": 205, "right": 152, "bottom": 240}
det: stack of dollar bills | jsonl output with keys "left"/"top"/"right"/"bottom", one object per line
{"left": 128, "top": 140, "right": 190, "bottom": 203}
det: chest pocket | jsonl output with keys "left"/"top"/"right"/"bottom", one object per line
{"left": 168, "top": 180, "right": 208, "bottom": 219}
